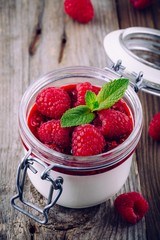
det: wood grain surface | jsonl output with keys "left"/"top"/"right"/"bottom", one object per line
{"left": 0, "top": 0, "right": 160, "bottom": 239}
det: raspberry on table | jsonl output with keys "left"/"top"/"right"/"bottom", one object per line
{"left": 74, "top": 82, "right": 100, "bottom": 107}
{"left": 38, "top": 119, "right": 71, "bottom": 147}
{"left": 72, "top": 124, "right": 105, "bottom": 156}
{"left": 64, "top": 0, "right": 94, "bottom": 24}
{"left": 129, "top": 0, "right": 153, "bottom": 9}
{"left": 36, "top": 87, "right": 71, "bottom": 119}
{"left": 114, "top": 192, "right": 149, "bottom": 224}
{"left": 148, "top": 112, "right": 160, "bottom": 141}
{"left": 96, "top": 109, "right": 133, "bottom": 139}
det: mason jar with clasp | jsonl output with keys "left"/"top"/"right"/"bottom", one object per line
{"left": 11, "top": 27, "right": 160, "bottom": 224}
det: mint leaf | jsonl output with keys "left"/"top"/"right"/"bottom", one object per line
{"left": 61, "top": 105, "right": 95, "bottom": 127}
{"left": 85, "top": 91, "right": 99, "bottom": 110}
{"left": 95, "top": 78, "right": 129, "bottom": 111}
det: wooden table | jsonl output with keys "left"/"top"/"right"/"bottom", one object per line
{"left": 0, "top": 0, "right": 160, "bottom": 239}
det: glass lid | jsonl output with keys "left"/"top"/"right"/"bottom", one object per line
{"left": 104, "top": 27, "right": 160, "bottom": 96}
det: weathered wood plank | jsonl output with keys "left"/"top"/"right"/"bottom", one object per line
{"left": 136, "top": 92, "right": 160, "bottom": 240}
{"left": 116, "top": 1, "right": 160, "bottom": 238}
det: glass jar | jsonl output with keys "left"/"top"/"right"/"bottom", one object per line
{"left": 12, "top": 66, "right": 143, "bottom": 223}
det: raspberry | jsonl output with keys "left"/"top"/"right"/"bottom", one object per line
{"left": 36, "top": 87, "right": 71, "bottom": 119}
{"left": 45, "top": 143, "right": 64, "bottom": 153}
{"left": 148, "top": 112, "right": 160, "bottom": 141}
{"left": 64, "top": 0, "right": 94, "bottom": 24}
{"left": 105, "top": 140, "right": 119, "bottom": 151}
{"left": 130, "top": 0, "right": 153, "bottom": 9}
{"left": 114, "top": 192, "right": 149, "bottom": 224}
{"left": 112, "top": 99, "right": 128, "bottom": 114}
{"left": 74, "top": 82, "right": 100, "bottom": 107}
{"left": 66, "top": 88, "right": 77, "bottom": 107}
{"left": 96, "top": 109, "right": 133, "bottom": 139}
{"left": 46, "top": 143, "right": 72, "bottom": 155}
{"left": 38, "top": 119, "right": 71, "bottom": 147}
{"left": 72, "top": 124, "right": 105, "bottom": 156}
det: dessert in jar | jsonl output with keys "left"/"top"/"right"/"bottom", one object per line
{"left": 17, "top": 66, "right": 143, "bottom": 210}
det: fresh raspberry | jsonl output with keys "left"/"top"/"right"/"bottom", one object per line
{"left": 46, "top": 143, "right": 72, "bottom": 155}
{"left": 114, "top": 192, "right": 149, "bottom": 224}
{"left": 105, "top": 140, "right": 119, "bottom": 151}
{"left": 45, "top": 143, "right": 64, "bottom": 153}
{"left": 66, "top": 88, "right": 78, "bottom": 107}
{"left": 129, "top": 0, "right": 153, "bottom": 9}
{"left": 38, "top": 119, "right": 71, "bottom": 147}
{"left": 96, "top": 109, "right": 133, "bottom": 139}
{"left": 148, "top": 112, "right": 160, "bottom": 141}
{"left": 72, "top": 124, "right": 105, "bottom": 156}
{"left": 36, "top": 87, "right": 71, "bottom": 119}
{"left": 64, "top": 0, "right": 94, "bottom": 24}
{"left": 74, "top": 82, "right": 100, "bottom": 107}
{"left": 112, "top": 99, "right": 128, "bottom": 114}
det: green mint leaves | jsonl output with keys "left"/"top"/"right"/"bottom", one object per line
{"left": 95, "top": 78, "right": 129, "bottom": 111}
{"left": 85, "top": 91, "right": 99, "bottom": 110}
{"left": 61, "top": 105, "right": 95, "bottom": 127}
{"left": 61, "top": 78, "right": 129, "bottom": 127}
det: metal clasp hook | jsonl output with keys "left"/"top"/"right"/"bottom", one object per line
{"left": 134, "top": 71, "right": 143, "bottom": 92}
{"left": 11, "top": 149, "right": 63, "bottom": 224}
{"left": 111, "top": 59, "right": 125, "bottom": 72}
{"left": 110, "top": 59, "right": 144, "bottom": 93}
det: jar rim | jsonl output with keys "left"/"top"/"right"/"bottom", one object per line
{"left": 19, "top": 66, "right": 143, "bottom": 170}
{"left": 103, "top": 27, "right": 160, "bottom": 96}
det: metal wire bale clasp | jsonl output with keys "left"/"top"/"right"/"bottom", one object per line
{"left": 110, "top": 59, "right": 144, "bottom": 92}
{"left": 11, "top": 149, "right": 63, "bottom": 224}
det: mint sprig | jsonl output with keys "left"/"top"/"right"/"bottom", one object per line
{"left": 61, "top": 78, "right": 129, "bottom": 127}
{"left": 95, "top": 78, "right": 129, "bottom": 111}
{"left": 61, "top": 105, "right": 95, "bottom": 127}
